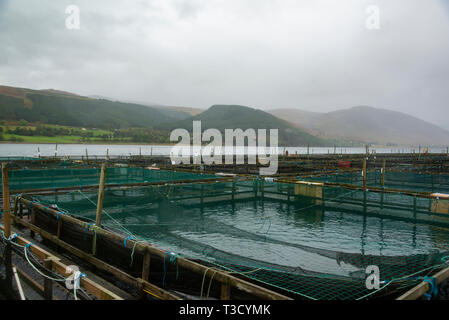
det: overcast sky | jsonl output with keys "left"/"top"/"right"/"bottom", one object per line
{"left": 0, "top": 0, "right": 448, "bottom": 126}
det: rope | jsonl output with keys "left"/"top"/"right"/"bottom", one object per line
{"left": 143, "top": 288, "right": 163, "bottom": 300}
{"left": 23, "top": 244, "right": 65, "bottom": 282}
{"left": 130, "top": 240, "right": 147, "bottom": 267}
{"left": 77, "top": 190, "right": 138, "bottom": 238}
{"left": 355, "top": 261, "right": 447, "bottom": 300}
{"left": 1, "top": 230, "right": 24, "bottom": 248}
{"left": 56, "top": 211, "right": 65, "bottom": 220}
{"left": 73, "top": 271, "right": 87, "bottom": 301}
{"left": 423, "top": 276, "right": 438, "bottom": 300}
{"left": 162, "top": 251, "right": 179, "bottom": 288}
{"left": 206, "top": 269, "right": 217, "bottom": 299}
{"left": 9, "top": 236, "right": 89, "bottom": 300}
{"left": 84, "top": 222, "right": 93, "bottom": 241}
{"left": 124, "top": 235, "right": 134, "bottom": 247}
{"left": 199, "top": 266, "right": 243, "bottom": 299}
{"left": 200, "top": 267, "right": 214, "bottom": 299}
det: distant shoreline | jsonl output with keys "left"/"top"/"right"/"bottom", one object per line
{"left": 0, "top": 142, "right": 445, "bottom": 149}
{"left": 0, "top": 141, "right": 176, "bottom": 146}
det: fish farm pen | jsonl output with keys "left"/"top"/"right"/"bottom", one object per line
{"left": 1, "top": 152, "right": 449, "bottom": 300}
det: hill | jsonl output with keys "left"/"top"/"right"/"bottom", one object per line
{"left": 92, "top": 96, "right": 203, "bottom": 120}
{"left": 155, "top": 106, "right": 203, "bottom": 117}
{"left": 0, "top": 85, "right": 176, "bottom": 129}
{"left": 151, "top": 106, "right": 203, "bottom": 121}
{"left": 268, "top": 106, "right": 449, "bottom": 146}
{"left": 161, "top": 104, "right": 328, "bottom": 146}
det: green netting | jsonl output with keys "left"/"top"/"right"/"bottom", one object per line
{"left": 305, "top": 170, "right": 449, "bottom": 193}
{"left": 378, "top": 171, "right": 449, "bottom": 193}
{"left": 0, "top": 167, "right": 217, "bottom": 192}
{"left": 31, "top": 178, "right": 449, "bottom": 300}
{"left": 0, "top": 156, "right": 45, "bottom": 161}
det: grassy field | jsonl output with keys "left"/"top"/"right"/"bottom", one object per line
{"left": 0, "top": 124, "right": 123, "bottom": 144}
{"left": 2, "top": 134, "right": 82, "bottom": 143}
{"left": 0, "top": 134, "right": 154, "bottom": 144}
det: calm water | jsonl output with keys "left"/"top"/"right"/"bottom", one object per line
{"left": 36, "top": 191, "right": 449, "bottom": 278}
{"left": 0, "top": 143, "right": 446, "bottom": 157}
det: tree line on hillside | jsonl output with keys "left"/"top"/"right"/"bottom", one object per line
{"left": 0, "top": 93, "right": 176, "bottom": 129}
{"left": 0, "top": 124, "right": 171, "bottom": 143}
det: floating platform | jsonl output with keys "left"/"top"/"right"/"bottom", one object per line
{"left": 1, "top": 153, "right": 449, "bottom": 300}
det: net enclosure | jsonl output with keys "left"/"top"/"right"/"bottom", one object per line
{"left": 0, "top": 167, "right": 218, "bottom": 192}
{"left": 27, "top": 174, "right": 449, "bottom": 300}
{"left": 309, "top": 170, "right": 449, "bottom": 194}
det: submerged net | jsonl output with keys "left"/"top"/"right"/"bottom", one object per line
{"left": 31, "top": 178, "right": 449, "bottom": 300}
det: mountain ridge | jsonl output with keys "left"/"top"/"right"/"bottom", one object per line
{"left": 269, "top": 106, "right": 449, "bottom": 146}
{"left": 160, "top": 104, "right": 330, "bottom": 146}
{"left": 1, "top": 84, "right": 446, "bottom": 146}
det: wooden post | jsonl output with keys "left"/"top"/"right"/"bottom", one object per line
{"left": 363, "top": 158, "right": 367, "bottom": 190}
{"left": 43, "top": 259, "right": 53, "bottom": 300}
{"left": 12, "top": 196, "right": 18, "bottom": 228}
{"left": 56, "top": 218, "right": 62, "bottom": 238}
{"left": 92, "top": 163, "right": 106, "bottom": 256}
{"left": 381, "top": 159, "right": 386, "bottom": 187}
{"left": 221, "top": 282, "right": 231, "bottom": 300}
{"left": 2, "top": 164, "right": 13, "bottom": 297}
{"left": 19, "top": 202, "right": 23, "bottom": 219}
{"left": 140, "top": 248, "right": 152, "bottom": 299}
{"left": 30, "top": 207, "right": 36, "bottom": 238}
{"left": 141, "top": 248, "right": 151, "bottom": 281}
{"left": 95, "top": 163, "right": 107, "bottom": 227}
{"left": 85, "top": 148, "right": 89, "bottom": 163}
{"left": 2, "top": 163, "right": 11, "bottom": 237}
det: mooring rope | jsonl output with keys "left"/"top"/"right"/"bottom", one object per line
{"left": 162, "top": 251, "right": 179, "bottom": 288}
{"left": 2, "top": 229, "right": 91, "bottom": 300}
{"left": 23, "top": 244, "right": 66, "bottom": 282}
{"left": 129, "top": 240, "right": 148, "bottom": 267}
{"left": 77, "top": 190, "right": 138, "bottom": 238}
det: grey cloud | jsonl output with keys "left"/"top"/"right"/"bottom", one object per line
{"left": 0, "top": 0, "right": 448, "bottom": 127}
